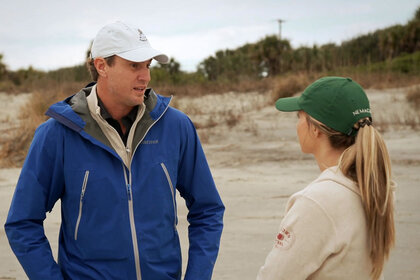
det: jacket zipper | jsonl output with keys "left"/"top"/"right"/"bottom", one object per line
{"left": 74, "top": 170, "right": 90, "bottom": 240}
{"left": 124, "top": 97, "right": 172, "bottom": 280}
{"left": 160, "top": 163, "right": 177, "bottom": 229}
{"left": 123, "top": 165, "right": 141, "bottom": 280}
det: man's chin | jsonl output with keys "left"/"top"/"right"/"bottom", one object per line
{"left": 132, "top": 96, "right": 145, "bottom": 106}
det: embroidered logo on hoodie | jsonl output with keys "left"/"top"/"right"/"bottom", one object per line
{"left": 275, "top": 227, "right": 294, "bottom": 250}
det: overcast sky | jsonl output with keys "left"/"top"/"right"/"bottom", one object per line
{"left": 1, "top": 0, "right": 418, "bottom": 72}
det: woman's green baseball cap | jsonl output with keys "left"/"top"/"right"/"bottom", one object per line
{"left": 275, "top": 76, "right": 372, "bottom": 136}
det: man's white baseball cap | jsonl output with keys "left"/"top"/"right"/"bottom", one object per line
{"left": 91, "top": 21, "right": 169, "bottom": 64}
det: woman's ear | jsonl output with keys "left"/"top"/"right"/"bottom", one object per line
{"left": 311, "top": 124, "right": 322, "bottom": 138}
{"left": 94, "top": 58, "right": 107, "bottom": 78}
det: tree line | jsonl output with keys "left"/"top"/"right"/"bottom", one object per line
{"left": 198, "top": 7, "right": 420, "bottom": 81}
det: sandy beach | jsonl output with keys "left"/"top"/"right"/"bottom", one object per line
{"left": 0, "top": 87, "right": 419, "bottom": 279}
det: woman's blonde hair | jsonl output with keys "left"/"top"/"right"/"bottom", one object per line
{"left": 305, "top": 113, "right": 395, "bottom": 280}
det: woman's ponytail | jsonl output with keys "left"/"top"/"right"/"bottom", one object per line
{"left": 340, "top": 119, "right": 395, "bottom": 280}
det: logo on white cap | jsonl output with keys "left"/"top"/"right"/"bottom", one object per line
{"left": 138, "top": 29, "right": 147, "bottom": 41}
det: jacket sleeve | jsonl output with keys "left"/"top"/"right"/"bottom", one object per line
{"left": 256, "top": 195, "right": 338, "bottom": 280}
{"left": 176, "top": 117, "right": 225, "bottom": 280}
{"left": 4, "top": 121, "right": 65, "bottom": 279}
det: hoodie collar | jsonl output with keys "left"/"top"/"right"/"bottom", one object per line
{"left": 315, "top": 166, "right": 361, "bottom": 197}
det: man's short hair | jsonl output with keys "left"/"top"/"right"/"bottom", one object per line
{"left": 86, "top": 55, "right": 116, "bottom": 82}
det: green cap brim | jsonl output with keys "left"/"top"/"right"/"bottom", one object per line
{"left": 275, "top": 96, "right": 301, "bottom": 112}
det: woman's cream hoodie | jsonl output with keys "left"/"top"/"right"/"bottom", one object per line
{"left": 257, "top": 166, "right": 381, "bottom": 280}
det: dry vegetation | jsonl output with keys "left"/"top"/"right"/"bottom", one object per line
{"left": 154, "top": 77, "right": 273, "bottom": 97}
{"left": 270, "top": 73, "right": 314, "bottom": 102}
{"left": 371, "top": 86, "right": 420, "bottom": 132}
{"left": 0, "top": 82, "right": 85, "bottom": 167}
{"left": 406, "top": 85, "right": 420, "bottom": 109}
{"left": 1, "top": 73, "right": 420, "bottom": 168}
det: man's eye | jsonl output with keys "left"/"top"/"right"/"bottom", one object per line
{"left": 131, "top": 64, "right": 138, "bottom": 69}
{"left": 147, "top": 64, "right": 151, "bottom": 69}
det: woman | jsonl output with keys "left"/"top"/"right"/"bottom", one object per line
{"left": 257, "top": 77, "right": 395, "bottom": 280}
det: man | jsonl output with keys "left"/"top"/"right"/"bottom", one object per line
{"left": 5, "top": 21, "right": 224, "bottom": 280}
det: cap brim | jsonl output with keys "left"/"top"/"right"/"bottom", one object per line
{"left": 117, "top": 47, "right": 169, "bottom": 64}
{"left": 275, "top": 96, "right": 301, "bottom": 112}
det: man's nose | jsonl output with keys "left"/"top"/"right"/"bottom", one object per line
{"left": 137, "top": 69, "right": 150, "bottom": 81}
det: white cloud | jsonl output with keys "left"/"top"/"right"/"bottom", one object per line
{"left": 0, "top": 0, "right": 418, "bottom": 72}
{"left": 151, "top": 23, "right": 274, "bottom": 71}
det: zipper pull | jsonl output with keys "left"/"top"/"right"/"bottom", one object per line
{"left": 81, "top": 171, "right": 90, "bottom": 202}
{"left": 127, "top": 184, "right": 132, "bottom": 201}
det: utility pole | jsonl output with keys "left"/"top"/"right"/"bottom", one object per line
{"left": 277, "top": 19, "right": 285, "bottom": 40}
{"left": 275, "top": 19, "right": 285, "bottom": 74}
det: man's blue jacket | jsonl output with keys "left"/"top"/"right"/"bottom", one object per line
{"left": 4, "top": 87, "right": 224, "bottom": 279}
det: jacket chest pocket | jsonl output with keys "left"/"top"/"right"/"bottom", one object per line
{"left": 160, "top": 162, "right": 178, "bottom": 229}
{"left": 74, "top": 170, "right": 89, "bottom": 240}
{"left": 65, "top": 168, "right": 128, "bottom": 261}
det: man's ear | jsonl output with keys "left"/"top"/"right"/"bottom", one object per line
{"left": 94, "top": 58, "right": 107, "bottom": 78}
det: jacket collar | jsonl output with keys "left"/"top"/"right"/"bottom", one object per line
{"left": 45, "top": 85, "right": 171, "bottom": 154}
{"left": 46, "top": 85, "right": 171, "bottom": 131}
